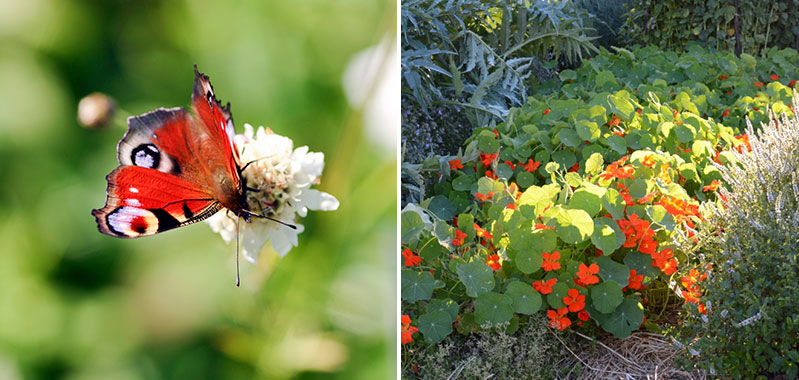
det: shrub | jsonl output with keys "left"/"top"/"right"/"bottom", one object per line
{"left": 402, "top": 314, "right": 564, "bottom": 379}
{"left": 672, "top": 93, "right": 799, "bottom": 379}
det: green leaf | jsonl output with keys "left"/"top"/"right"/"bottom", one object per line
{"left": 552, "top": 150, "right": 577, "bottom": 169}
{"left": 456, "top": 261, "right": 495, "bottom": 298}
{"left": 417, "top": 310, "right": 453, "bottom": 343}
{"left": 559, "top": 69, "right": 577, "bottom": 81}
{"left": 600, "top": 298, "right": 644, "bottom": 338}
{"left": 623, "top": 252, "right": 660, "bottom": 281}
{"left": 504, "top": 281, "right": 542, "bottom": 314}
{"left": 608, "top": 91, "right": 635, "bottom": 120}
{"left": 607, "top": 134, "right": 627, "bottom": 155}
{"left": 474, "top": 292, "right": 514, "bottom": 326}
{"left": 516, "top": 250, "right": 543, "bottom": 274}
{"left": 591, "top": 281, "right": 623, "bottom": 314}
{"left": 673, "top": 123, "right": 695, "bottom": 143}
{"left": 529, "top": 229, "right": 557, "bottom": 253}
{"left": 591, "top": 218, "right": 618, "bottom": 254}
{"left": 516, "top": 171, "right": 536, "bottom": 188}
{"left": 547, "top": 281, "right": 570, "bottom": 309}
{"left": 596, "top": 70, "right": 618, "bottom": 89}
{"left": 452, "top": 173, "right": 474, "bottom": 192}
{"left": 647, "top": 205, "right": 676, "bottom": 230}
{"left": 585, "top": 153, "right": 604, "bottom": 175}
{"left": 569, "top": 188, "right": 603, "bottom": 216}
{"left": 553, "top": 207, "right": 594, "bottom": 244}
{"left": 518, "top": 186, "right": 552, "bottom": 219}
{"left": 427, "top": 195, "right": 456, "bottom": 221}
{"left": 558, "top": 128, "right": 582, "bottom": 148}
{"left": 401, "top": 269, "right": 435, "bottom": 302}
{"left": 576, "top": 120, "right": 600, "bottom": 142}
{"left": 426, "top": 298, "right": 459, "bottom": 324}
{"left": 628, "top": 178, "right": 649, "bottom": 199}
{"left": 594, "top": 256, "right": 630, "bottom": 287}
{"left": 401, "top": 210, "right": 427, "bottom": 243}
{"left": 602, "top": 188, "right": 626, "bottom": 220}
{"left": 478, "top": 133, "right": 500, "bottom": 154}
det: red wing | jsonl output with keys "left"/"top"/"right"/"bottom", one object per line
{"left": 92, "top": 166, "right": 222, "bottom": 238}
{"left": 192, "top": 65, "right": 241, "bottom": 188}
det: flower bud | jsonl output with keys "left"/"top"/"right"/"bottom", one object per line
{"left": 77, "top": 92, "right": 116, "bottom": 129}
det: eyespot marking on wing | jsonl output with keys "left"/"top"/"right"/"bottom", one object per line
{"left": 131, "top": 144, "right": 160, "bottom": 169}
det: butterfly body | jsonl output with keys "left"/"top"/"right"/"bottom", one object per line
{"left": 93, "top": 67, "right": 254, "bottom": 238}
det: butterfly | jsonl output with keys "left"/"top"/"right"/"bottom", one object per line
{"left": 93, "top": 66, "right": 293, "bottom": 245}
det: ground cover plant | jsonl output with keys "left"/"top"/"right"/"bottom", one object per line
{"left": 402, "top": 43, "right": 799, "bottom": 377}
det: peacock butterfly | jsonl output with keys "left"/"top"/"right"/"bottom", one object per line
{"left": 92, "top": 66, "right": 281, "bottom": 241}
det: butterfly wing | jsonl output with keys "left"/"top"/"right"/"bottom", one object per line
{"left": 93, "top": 68, "right": 243, "bottom": 238}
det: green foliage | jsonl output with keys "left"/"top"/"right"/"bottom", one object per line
{"left": 622, "top": 0, "right": 799, "bottom": 56}
{"left": 403, "top": 315, "right": 564, "bottom": 379}
{"left": 672, "top": 93, "right": 799, "bottom": 378}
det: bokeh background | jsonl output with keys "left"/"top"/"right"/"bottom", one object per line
{"left": 0, "top": 1, "right": 397, "bottom": 379}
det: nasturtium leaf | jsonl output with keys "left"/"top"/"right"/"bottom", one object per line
{"left": 623, "top": 252, "right": 660, "bottom": 281}
{"left": 576, "top": 120, "right": 601, "bottom": 142}
{"left": 477, "top": 177, "right": 505, "bottom": 195}
{"left": 691, "top": 140, "right": 714, "bottom": 157}
{"left": 505, "top": 316, "right": 519, "bottom": 335}
{"left": 419, "top": 239, "right": 446, "bottom": 261}
{"left": 628, "top": 178, "right": 649, "bottom": 199}
{"left": 474, "top": 292, "right": 514, "bottom": 326}
{"left": 452, "top": 174, "right": 473, "bottom": 191}
{"left": 496, "top": 162, "right": 513, "bottom": 179}
{"left": 559, "top": 69, "right": 577, "bottom": 81}
{"left": 601, "top": 298, "right": 645, "bottom": 338}
{"left": 608, "top": 91, "right": 635, "bottom": 120}
{"left": 585, "top": 153, "right": 604, "bottom": 175}
{"left": 417, "top": 310, "right": 453, "bottom": 343}
{"left": 516, "top": 171, "right": 536, "bottom": 188}
{"left": 647, "top": 205, "right": 676, "bottom": 231}
{"left": 401, "top": 210, "right": 426, "bottom": 243}
{"left": 426, "top": 298, "right": 459, "bottom": 324}
{"left": 427, "top": 195, "right": 456, "bottom": 221}
{"left": 518, "top": 186, "right": 552, "bottom": 219}
{"left": 677, "top": 162, "right": 698, "bottom": 181}
{"left": 504, "top": 281, "right": 542, "bottom": 314}
{"left": 585, "top": 303, "right": 611, "bottom": 325}
{"left": 594, "top": 256, "right": 630, "bottom": 287}
{"left": 602, "top": 188, "right": 626, "bottom": 220}
{"left": 591, "top": 218, "right": 618, "bottom": 254}
{"left": 673, "top": 123, "right": 695, "bottom": 143}
{"left": 607, "top": 134, "right": 627, "bottom": 154}
{"left": 529, "top": 229, "right": 557, "bottom": 253}
{"left": 478, "top": 134, "right": 500, "bottom": 154}
{"left": 553, "top": 207, "right": 594, "bottom": 244}
{"left": 564, "top": 172, "right": 582, "bottom": 188}
{"left": 401, "top": 269, "right": 435, "bottom": 302}
{"left": 558, "top": 128, "right": 582, "bottom": 148}
{"left": 569, "top": 188, "right": 603, "bottom": 216}
{"left": 456, "top": 261, "right": 495, "bottom": 298}
{"left": 596, "top": 70, "right": 618, "bottom": 89}
{"left": 658, "top": 121, "right": 674, "bottom": 138}
{"left": 515, "top": 250, "right": 543, "bottom": 274}
{"left": 591, "top": 280, "right": 623, "bottom": 314}
{"left": 547, "top": 281, "right": 570, "bottom": 309}
{"left": 552, "top": 150, "right": 577, "bottom": 170}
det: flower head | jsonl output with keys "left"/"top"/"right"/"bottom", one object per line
{"left": 576, "top": 262, "right": 600, "bottom": 285}
{"left": 206, "top": 124, "right": 339, "bottom": 263}
{"left": 401, "top": 315, "right": 419, "bottom": 344}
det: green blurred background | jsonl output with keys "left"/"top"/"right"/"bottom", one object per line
{"left": 0, "top": 1, "right": 397, "bottom": 379}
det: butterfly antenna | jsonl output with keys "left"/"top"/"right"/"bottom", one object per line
{"left": 236, "top": 215, "right": 241, "bottom": 287}
{"left": 243, "top": 208, "right": 297, "bottom": 230}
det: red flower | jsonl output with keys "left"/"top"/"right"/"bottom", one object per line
{"left": 486, "top": 254, "right": 501, "bottom": 271}
{"left": 544, "top": 109, "right": 550, "bottom": 115}
{"left": 563, "top": 288, "right": 586, "bottom": 312}
{"left": 402, "top": 248, "right": 422, "bottom": 267}
{"left": 505, "top": 203, "right": 516, "bottom": 210}
{"left": 533, "top": 278, "right": 557, "bottom": 294}
{"left": 484, "top": 170, "right": 498, "bottom": 179}
{"left": 401, "top": 315, "right": 419, "bottom": 344}
{"left": 534, "top": 223, "right": 555, "bottom": 230}
{"left": 577, "top": 310, "right": 590, "bottom": 322}
{"left": 474, "top": 223, "right": 493, "bottom": 240}
{"left": 503, "top": 160, "right": 516, "bottom": 170}
{"left": 452, "top": 230, "right": 468, "bottom": 247}
{"left": 719, "top": 75, "right": 728, "bottom": 80}
{"left": 576, "top": 262, "right": 600, "bottom": 285}
{"left": 480, "top": 152, "right": 497, "bottom": 168}
{"left": 697, "top": 304, "right": 707, "bottom": 314}
{"left": 523, "top": 159, "right": 541, "bottom": 173}
{"left": 771, "top": 74, "right": 779, "bottom": 80}
{"left": 547, "top": 308, "right": 571, "bottom": 330}
{"left": 627, "top": 269, "right": 644, "bottom": 290}
{"left": 475, "top": 192, "right": 494, "bottom": 202}
{"left": 754, "top": 81, "right": 763, "bottom": 88}
{"left": 721, "top": 108, "right": 730, "bottom": 118}
{"left": 492, "top": 129, "right": 499, "bottom": 138}
{"left": 609, "top": 115, "right": 621, "bottom": 127}
{"left": 568, "top": 162, "right": 580, "bottom": 172}
{"left": 449, "top": 158, "right": 464, "bottom": 170}
{"left": 642, "top": 155, "right": 655, "bottom": 167}
{"left": 790, "top": 80, "right": 796, "bottom": 87}
{"left": 542, "top": 251, "right": 561, "bottom": 271}
{"left": 702, "top": 179, "right": 720, "bottom": 192}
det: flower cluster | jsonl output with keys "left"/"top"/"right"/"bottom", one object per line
{"left": 401, "top": 315, "right": 418, "bottom": 344}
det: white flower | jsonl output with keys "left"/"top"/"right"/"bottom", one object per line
{"left": 206, "top": 123, "right": 339, "bottom": 263}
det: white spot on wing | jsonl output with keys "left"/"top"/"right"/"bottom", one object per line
{"left": 107, "top": 206, "right": 156, "bottom": 236}
{"left": 125, "top": 199, "right": 141, "bottom": 207}
{"left": 129, "top": 187, "right": 139, "bottom": 193}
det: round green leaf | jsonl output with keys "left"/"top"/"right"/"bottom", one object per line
{"left": 417, "top": 310, "right": 453, "bottom": 343}
{"left": 602, "top": 188, "right": 626, "bottom": 220}
{"left": 576, "top": 120, "right": 600, "bottom": 142}
{"left": 401, "top": 210, "right": 426, "bottom": 244}
{"left": 585, "top": 153, "right": 604, "bottom": 175}
{"left": 608, "top": 91, "right": 635, "bottom": 120}
{"left": 518, "top": 186, "right": 552, "bottom": 219}
{"left": 594, "top": 256, "right": 630, "bottom": 287}
{"left": 623, "top": 252, "right": 660, "bottom": 280}
{"left": 474, "top": 292, "right": 514, "bottom": 326}
{"left": 553, "top": 207, "right": 594, "bottom": 244}
{"left": 552, "top": 150, "right": 577, "bottom": 170}
{"left": 558, "top": 128, "right": 582, "bottom": 148}
{"left": 546, "top": 281, "right": 570, "bottom": 309}
{"left": 529, "top": 229, "right": 557, "bottom": 253}
{"left": 504, "top": 281, "right": 542, "bottom": 315}
{"left": 591, "top": 280, "right": 623, "bottom": 314}
{"left": 515, "top": 250, "right": 543, "bottom": 274}
{"left": 569, "top": 189, "right": 602, "bottom": 216}
{"left": 673, "top": 123, "right": 695, "bottom": 143}
{"left": 606, "top": 134, "right": 627, "bottom": 155}
{"left": 401, "top": 269, "right": 435, "bottom": 302}
{"left": 516, "top": 171, "right": 536, "bottom": 188}
{"left": 452, "top": 174, "right": 473, "bottom": 191}
{"left": 427, "top": 195, "right": 456, "bottom": 221}
{"left": 426, "top": 298, "right": 459, "bottom": 324}
{"left": 478, "top": 134, "right": 500, "bottom": 153}
{"left": 456, "top": 261, "right": 495, "bottom": 298}
{"left": 591, "top": 218, "right": 618, "bottom": 254}
{"left": 600, "top": 298, "right": 644, "bottom": 338}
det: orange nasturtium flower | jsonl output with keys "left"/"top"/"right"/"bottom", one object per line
{"left": 609, "top": 115, "right": 621, "bottom": 127}
{"left": 401, "top": 315, "right": 419, "bottom": 344}
{"left": 448, "top": 158, "right": 464, "bottom": 170}
{"left": 541, "top": 251, "right": 561, "bottom": 271}
{"left": 534, "top": 223, "right": 555, "bottom": 230}
{"left": 563, "top": 288, "right": 586, "bottom": 313}
{"left": 486, "top": 254, "right": 501, "bottom": 271}
{"left": 547, "top": 307, "right": 571, "bottom": 330}
{"left": 475, "top": 191, "right": 494, "bottom": 202}
{"left": 627, "top": 269, "right": 644, "bottom": 290}
{"left": 576, "top": 262, "right": 600, "bottom": 285}
{"left": 702, "top": 179, "right": 720, "bottom": 192}
{"left": 480, "top": 152, "right": 497, "bottom": 168}
{"left": 452, "top": 230, "right": 468, "bottom": 247}
{"left": 719, "top": 75, "right": 729, "bottom": 80}
{"left": 402, "top": 248, "right": 422, "bottom": 267}
{"left": 533, "top": 278, "right": 557, "bottom": 294}
{"left": 577, "top": 310, "right": 590, "bottom": 322}
{"left": 771, "top": 74, "right": 779, "bottom": 80}
{"left": 652, "top": 248, "right": 678, "bottom": 275}
{"left": 642, "top": 155, "right": 655, "bottom": 167}
{"left": 523, "top": 159, "right": 541, "bottom": 173}
{"left": 474, "top": 223, "right": 493, "bottom": 240}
